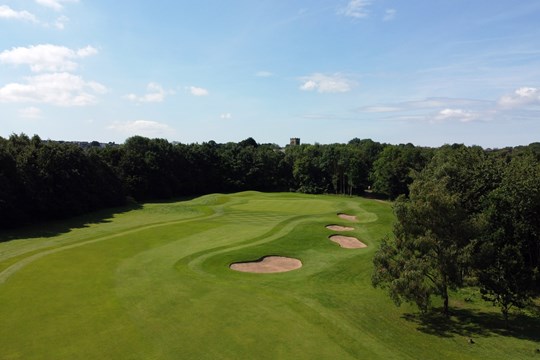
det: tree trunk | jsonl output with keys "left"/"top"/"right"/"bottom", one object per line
{"left": 441, "top": 281, "right": 449, "bottom": 317}
{"left": 502, "top": 304, "right": 509, "bottom": 329}
{"left": 443, "top": 293, "right": 449, "bottom": 316}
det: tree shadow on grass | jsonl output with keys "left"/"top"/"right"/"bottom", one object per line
{"left": 0, "top": 202, "right": 143, "bottom": 242}
{"left": 402, "top": 307, "right": 540, "bottom": 342}
{"left": 0, "top": 195, "right": 203, "bottom": 243}
{"left": 361, "top": 190, "right": 391, "bottom": 201}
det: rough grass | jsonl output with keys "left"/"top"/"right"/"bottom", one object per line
{"left": 0, "top": 191, "right": 538, "bottom": 359}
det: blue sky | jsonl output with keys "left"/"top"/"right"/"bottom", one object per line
{"left": 1, "top": 0, "right": 540, "bottom": 147}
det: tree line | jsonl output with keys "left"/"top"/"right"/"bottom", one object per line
{"left": 0, "top": 134, "right": 433, "bottom": 228}
{"left": 372, "top": 143, "right": 540, "bottom": 325}
{"left": 2, "top": 134, "right": 538, "bottom": 229}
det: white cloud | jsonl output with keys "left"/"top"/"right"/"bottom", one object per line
{"left": 358, "top": 97, "right": 494, "bottom": 113}
{"left": 54, "top": 15, "right": 69, "bottom": 30}
{"left": 339, "top": 0, "right": 372, "bottom": 18}
{"left": 143, "top": 83, "right": 167, "bottom": 102}
{"left": 0, "top": 5, "right": 73, "bottom": 29}
{"left": 516, "top": 87, "right": 537, "bottom": 97}
{"left": 300, "top": 113, "right": 348, "bottom": 120}
{"left": 0, "top": 44, "right": 98, "bottom": 72}
{"left": 35, "top": 0, "right": 78, "bottom": 12}
{"left": 357, "top": 97, "right": 502, "bottom": 124}
{"left": 498, "top": 87, "right": 540, "bottom": 108}
{"left": 358, "top": 91, "right": 540, "bottom": 126}
{"left": 434, "top": 108, "right": 479, "bottom": 123}
{"left": 300, "top": 80, "right": 318, "bottom": 91}
{"left": 299, "top": 73, "right": 356, "bottom": 93}
{"left": 76, "top": 45, "right": 98, "bottom": 58}
{"left": 255, "top": 71, "right": 273, "bottom": 77}
{"left": 383, "top": 9, "right": 397, "bottom": 21}
{"left": 124, "top": 82, "right": 171, "bottom": 103}
{"left": 0, "top": 5, "right": 38, "bottom": 22}
{"left": 362, "top": 106, "right": 401, "bottom": 113}
{"left": 18, "top": 106, "right": 42, "bottom": 119}
{"left": 108, "top": 120, "right": 175, "bottom": 138}
{"left": 0, "top": 72, "right": 107, "bottom": 106}
{"left": 220, "top": 113, "right": 232, "bottom": 119}
{"left": 188, "top": 86, "right": 209, "bottom": 96}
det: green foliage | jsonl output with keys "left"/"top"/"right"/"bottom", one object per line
{"left": 373, "top": 177, "right": 473, "bottom": 314}
{"left": 217, "top": 141, "right": 286, "bottom": 192}
{"left": 0, "top": 134, "right": 125, "bottom": 228}
{"left": 472, "top": 153, "right": 540, "bottom": 324}
{"left": 286, "top": 141, "right": 374, "bottom": 195}
{"left": 374, "top": 143, "right": 540, "bottom": 326}
{"left": 371, "top": 144, "right": 432, "bottom": 199}
{"left": 0, "top": 142, "right": 22, "bottom": 226}
{"left": 422, "top": 144, "right": 500, "bottom": 214}
{"left": 288, "top": 144, "right": 329, "bottom": 193}
{"left": 1, "top": 133, "right": 406, "bottom": 229}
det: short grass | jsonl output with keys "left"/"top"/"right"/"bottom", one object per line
{"left": 0, "top": 191, "right": 538, "bottom": 359}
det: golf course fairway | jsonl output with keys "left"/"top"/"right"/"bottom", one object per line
{"left": 0, "top": 192, "right": 538, "bottom": 359}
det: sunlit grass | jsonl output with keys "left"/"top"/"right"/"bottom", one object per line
{"left": 0, "top": 192, "right": 538, "bottom": 359}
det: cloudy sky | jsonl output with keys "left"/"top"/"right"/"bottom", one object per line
{"left": 1, "top": 0, "right": 540, "bottom": 147}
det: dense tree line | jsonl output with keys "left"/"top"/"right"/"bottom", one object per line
{"left": 1, "top": 134, "right": 428, "bottom": 228}
{"left": 372, "top": 144, "right": 540, "bottom": 325}
{"left": 0, "top": 134, "right": 124, "bottom": 228}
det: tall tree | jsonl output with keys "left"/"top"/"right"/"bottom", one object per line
{"left": 346, "top": 146, "right": 369, "bottom": 195}
{"left": 288, "top": 144, "right": 330, "bottom": 194}
{"left": 373, "top": 145, "right": 495, "bottom": 315}
{"left": 0, "top": 140, "right": 22, "bottom": 227}
{"left": 370, "top": 144, "right": 431, "bottom": 199}
{"left": 373, "top": 177, "right": 472, "bottom": 315}
{"left": 472, "top": 153, "right": 540, "bottom": 325}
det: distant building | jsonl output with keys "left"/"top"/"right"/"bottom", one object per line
{"left": 290, "top": 138, "right": 300, "bottom": 146}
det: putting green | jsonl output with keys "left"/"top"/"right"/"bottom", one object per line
{"left": 0, "top": 192, "right": 537, "bottom": 359}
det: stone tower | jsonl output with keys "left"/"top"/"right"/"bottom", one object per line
{"left": 290, "top": 138, "right": 300, "bottom": 146}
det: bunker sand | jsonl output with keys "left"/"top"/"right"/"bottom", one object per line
{"left": 326, "top": 225, "right": 355, "bottom": 231}
{"left": 337, "top": 213, "right": 357, "bottom": 222}
{"left": 230, "top": 256, "right": 302, "bottom": 273}
{"left": 329, "top": 235, "right": 367, "bottom": 249}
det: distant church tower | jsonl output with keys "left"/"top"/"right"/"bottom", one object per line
{"left": 290, "top": 137, "right": 300, "bottom": 146}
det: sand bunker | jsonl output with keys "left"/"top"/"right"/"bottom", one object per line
{"left": 337, "top": 213, "right": 357, "bottom": 222}
{"left": 329, "top": 235, "right": 367, "bottom": 249}
{"left": 326, "top": 225, "right": 355, "bottom": 231}
{"left": 230, "top": 256, "right": 302, "bottom": 273}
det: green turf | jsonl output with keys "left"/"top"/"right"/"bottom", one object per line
{"left": 0, "top": 192, "right": 538, "bottom": 359}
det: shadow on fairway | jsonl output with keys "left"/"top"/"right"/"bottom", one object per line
{"left": 0, "top": 195, "right": 205, "bottom": 243}
{"left": 402, "top": 308, "right": 540, "bottom": 342}
{"left": 361, "top": 190, "right": 391, "bottom": 201}
{"left": 0, "top": 203, "right": 143, "bottom": 242}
